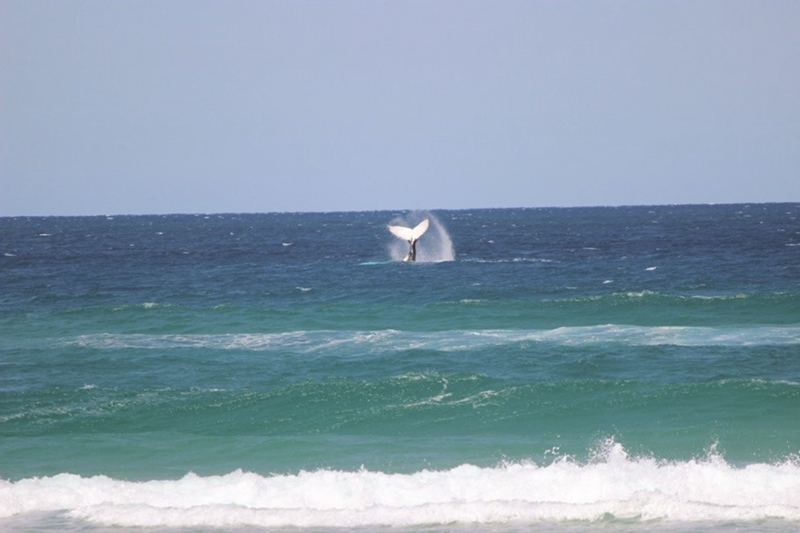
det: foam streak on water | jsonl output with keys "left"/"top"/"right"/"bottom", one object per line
{"left": 63, "top": 324, "right": 800, "bottom": 352}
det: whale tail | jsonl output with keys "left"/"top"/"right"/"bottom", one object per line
{"left": 388, "top": 219, "right": 430, "bottom": 261}
{"left": 388, "top": 219, "right": 429, "bottom": 242}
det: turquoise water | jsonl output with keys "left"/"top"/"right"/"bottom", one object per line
{"left": 1, "top": 205, "right": 799, "bottom": 530}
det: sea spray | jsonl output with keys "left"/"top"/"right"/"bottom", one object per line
{"left": 388, "top": 211, "right": 455, "bottom": 262}
{"left": 3, "top": 441, "right": 800, "bottom": 528}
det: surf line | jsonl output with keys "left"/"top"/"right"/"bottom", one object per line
{"left": 388, "top": 219, "right": 429, "bottom": 262}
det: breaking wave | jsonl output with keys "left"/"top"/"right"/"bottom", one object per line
{"left": 2, "top": 441, "right": 799, "bottom": 528}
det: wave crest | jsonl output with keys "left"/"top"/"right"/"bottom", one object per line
{"left": 66, "top": 324, "right": 800, "bottom": 353}
{"left": 2, "top": 441, "right": 800, "bottom": 528}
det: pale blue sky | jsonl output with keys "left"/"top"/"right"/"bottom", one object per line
{"left": 2, "top": 0, "right": 798, "bottom": 216}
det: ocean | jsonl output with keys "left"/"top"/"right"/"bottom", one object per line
{"left": 1, "top": 204, "right": 799, "bottom": 531}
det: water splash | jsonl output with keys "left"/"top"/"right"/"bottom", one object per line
{"left": 388, "top": 211, "right": 455, "bottom": 262}
{"left": 5, "top": 441, "right": 800, "bottom": 528}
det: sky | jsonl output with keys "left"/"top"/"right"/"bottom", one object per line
{"left": 1, "top": 0, "right": 798, "bottom": 216}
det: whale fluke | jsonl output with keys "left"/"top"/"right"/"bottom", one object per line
{"left": 388, "top": 218, "right": 429, "bottom": 261}
{"left": 388, "top": 219, "right": 429, "bottom": 242}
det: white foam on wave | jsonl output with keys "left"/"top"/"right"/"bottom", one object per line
{"left": 2, "top": 441, "right": 799, "bottom": 528}
{"left": 65, "top": 324, "right": 800, "bottom": 353}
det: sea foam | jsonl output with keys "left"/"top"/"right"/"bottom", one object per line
{"left": 2, "top": 442, "right": 799, "bottom": 528}
{"left": 65, "top": 324, "right": 800, "bottom": 353}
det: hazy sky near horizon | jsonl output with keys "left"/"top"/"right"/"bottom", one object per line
{"left": 2, "top": 1, "right": 798, "bottom": 216}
